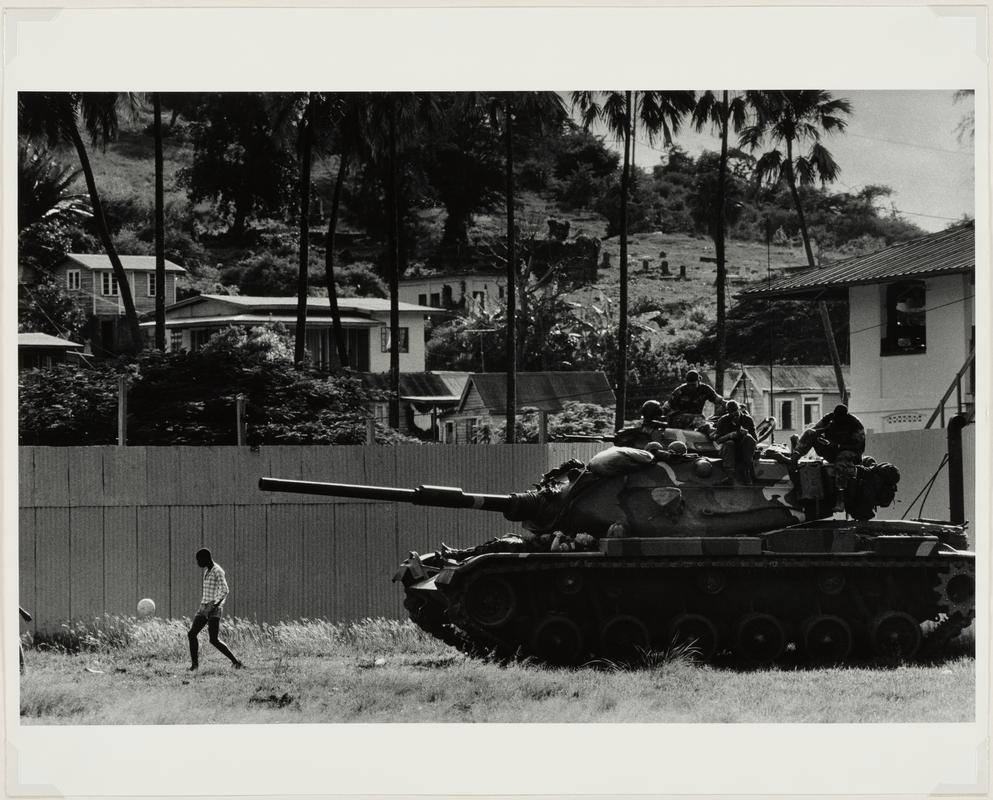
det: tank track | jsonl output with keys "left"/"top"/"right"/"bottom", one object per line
{"left": 403, "top": 553, "right": 974, "bottom": 666}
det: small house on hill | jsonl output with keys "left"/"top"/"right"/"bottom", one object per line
{"left": 725, "top": 365, "right": 849, "bottom": 441}
{"left": 17, "top": 332, "right": 84, "bottom": 369}
{"left": 144, "top": 294, "right": 440, "bottom": 372}
{"left": 32, "top": 253, "right": 187, "bottom": 356}
{"left": 737, "top": 222, "right": 974, "bottom": 432}
{"left": 358, "top": 371, "right": 470, "bottom": 438}
{"left": 441, "top": 371, "right": 615, "bottom": 443}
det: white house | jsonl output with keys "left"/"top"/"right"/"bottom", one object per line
{"left": 737, "top": 222, "right": 975, "bottom": 432}
{"left": 398, "top": 271, "right": 506, "bottom": 313}
{"left": 725, "top": 365, "right": 849, "bottom": 442}
{"left": 143, "top": 294, "right": 440, "bottom": 372}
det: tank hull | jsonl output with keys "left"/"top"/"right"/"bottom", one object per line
{"left": 395, "top": 519, "right": 975, "bottom": 665}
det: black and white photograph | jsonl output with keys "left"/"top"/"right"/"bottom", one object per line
{"left": 4, "top": 5, "right": 989, "bottom": 798}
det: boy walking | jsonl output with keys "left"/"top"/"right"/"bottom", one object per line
{"left": 188, "top": 548, "right": 243, "bottom": 670}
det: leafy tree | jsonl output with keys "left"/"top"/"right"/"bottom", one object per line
{"left": 152, "top": 93, "right": 167, "bottom": 350}
{"left": 19, "top": 92, "right": 145, "bottom": 351}
{"left": 179, "top": 92, "right": 297, "bottom": 237}
{"left": 18, "top": 276, "right": 89, "bottom": 340}
{"left": 489, "top": 402, "right": 616, "bottom": 444}
{"left": 741, "top": 89, "right": 852, "bottom": 401}
{"left": 19, "top": 361, "right": 121, "bottom": 445}
{"left": 573, "top": 90, "right": 696, "bottom": 429}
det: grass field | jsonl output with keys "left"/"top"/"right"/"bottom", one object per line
{"left": 19, "top": 616, "right": 975, "bottom": 724}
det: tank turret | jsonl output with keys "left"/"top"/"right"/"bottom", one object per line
{"left": 260, "top": 442, "right": 974, "bottom": 666}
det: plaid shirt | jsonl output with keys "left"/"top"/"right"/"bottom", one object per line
{"left": 201, "top": 563, "right": 229, "bottom": 607}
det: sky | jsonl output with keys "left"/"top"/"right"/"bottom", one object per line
{"left": 590, "top": 90, "right": 975, "bottom": 234}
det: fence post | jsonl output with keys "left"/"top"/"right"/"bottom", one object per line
{"left": 538, "top": 410, "right": 548, "bottom": 445}
{"left": 366, "top": 417, "right": 376, "bottom": 445}
{"left": 117, "top": 375, "right": 127, "bottom": 446}
{"left": 236, "top": 394, "right": 246, "bottom": 446}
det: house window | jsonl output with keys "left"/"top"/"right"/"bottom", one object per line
{"left": 101, "top": 272, "right": 119, "bottom": 296}
{"left": 169, "top": 330, "right": 183, "bottom": 352}
{"left": 380, "top": 327, "right": 409, "bottom": 353}
{"left": 472, "top": 291, "right": 486, "bottom": 309}
{"left": 802, "top": 395, "right": 821, "bottom": 427}
{"left": 444, "top": 422, "right": 455, "bottom": 443}
{"left": 429, "top": 292, "right": 440, "bottom": 306}
{"left": 147, "top": 274, "right": 156, "bottom": 297}
{"left": 67, "top": 270, "right": 80, "bottom": 291}
{"left": 466, "top": 418, "right": 477, "bottom": 443}
{"left": 881, "top": 280, "right": 926, "bottom": 356}
{"left": 418, "top": 294, "right": 427, "bottom": 305}
{"left": 190, "top": 329, "right": 213, "bottom": 351}
{"left": 776, "top": 399, "right": 794, "bottom": 431}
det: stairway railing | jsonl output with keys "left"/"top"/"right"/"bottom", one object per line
{"left": 924, "top": 349, "right": 975, "bottom": 429}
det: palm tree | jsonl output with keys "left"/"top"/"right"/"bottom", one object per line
{"left": 365, "top": 93, "right": 440, "bottom": 428}
{"left": 573, "top": 90, "right": 695, "bottom": 429}
{"left": 692, "top": 90, "right": 749, "bottom": 394}
{"left": 740, "top": 90, "right": 852, "bottom": 402}
{"left": 19, "top": 92, "right": 144, "bottom": 353}
{"left": 152, "top": 93, "right": 166, "bottom": 351}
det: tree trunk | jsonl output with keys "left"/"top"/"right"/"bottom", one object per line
{"left": 614, "top": 91, "right": 632, "bottom": 431}
{"left": 714, "top": 90, "right": 729, "bottom": 395}
{"left": 325, "top": 150, "right": 350, "bottom": 368}
{"left": 153, "top": 92, "right": 166, "bottom": 352}
{"left": 68, "top": 120, "right": 143, "bottom": 353}
{"left": 784, "top": 137, "right": 848, "bottom": 403}
{"left": 504, "top": 95, "right": 517, "bottom": 443}
{"left": 387, "top": 99, "right": 401, "bottom": 429}
{"left": 295, "top": 94, "right": 313, "bottom": 366}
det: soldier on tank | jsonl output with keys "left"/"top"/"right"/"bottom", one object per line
{"left": 713, "top": 400, "right": 757, "bottom": 485}
{"left": 614, "top": 400, "right": 668, "bottom": 448}
{"left": 791, "top": 404, "right": 866, "bottom": 512}
{"left": 662, "top": 370, "right": 726, "bottom": 429}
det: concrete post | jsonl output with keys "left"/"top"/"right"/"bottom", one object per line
{"left": 117, "top": 376, "right": 127, "bottom": 446}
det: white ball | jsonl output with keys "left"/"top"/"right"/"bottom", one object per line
{"left": 137, "top": 598, "right": 156, "bottom": 618}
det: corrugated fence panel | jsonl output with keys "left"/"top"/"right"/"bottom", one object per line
{"left": 103, "top": 507, "right": 137, "bottom": 616}
{"left": 19, "top": 508, "right": 36, "bottom": 630}
{"left": 33, "top": 448, "right": 70, "bottom": 507}
{"left": 69, "top": 507, "right": 104, "bottom": 620}
{"left": 34, "top": 508, "right": 70, "bottom": 629}
{"left": 300, "top": 445, "right": 369, "bottom": 486}
{"left": 136, "top": 507, "right": 171, "bottom": 618}
{"left": 176, "top": 447, "right": 217, "bottom": 507}
{"left": 169, "top": 507, "right": 203, "bottom": 619}
{"left": 300, "top": 504, "right": 335, "bottom": 619}
{"left": 363, "top": 505, "right": 399, "bottom": 619}
{"left": 203, "top": 505, "right": 237, "bottom": 618}
{"left": 145, "top": 448, "right": 180, "bottom": 507}
{"left": 101, "top": 446, "right": 148, "bottom": 506}
{"left": 266, "top": 505, "right": 304, "bottom": 622}
{"left": 234, "top": 505, "right": 267, "bottom": 621}
{"left": 265, "top": 448, "right": 304, "bottom": 504}
{"left": 19, "top": 448, "right": 33, "bottom": 508}
{"left": 68, "top": 448, "right": 103, "bottom": 507}
{"left": 333, "top": 504, "right": 368, "bottom": 623}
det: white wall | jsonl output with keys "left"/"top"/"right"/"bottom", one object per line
{"left": 849, "top": 275, "right": 973, "bottom": 431}
{"left": 366, "top": 311, "right": 429, "bottom": 372}
{"left": 399, "top": 275, "right": 506, "bottom": 309}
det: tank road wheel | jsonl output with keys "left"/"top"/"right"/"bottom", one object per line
{"left": 870, "top": 612, "right": 922, "bottom": 660}
{"left": 801, "top": 614, "right": 854, "bottom": 664}
{"left": 600, "top": 615, "right": 651, "bottom": 663}
{"left": 555, "top": 571, "right": 584, "bottom": 597}
{"left": 735, "top": 613, "right": 786, "bottom": 664}
{"left": 463, "top": 576, "right": 517, "bottom": 628}
{"left": 531, "top": 615, "right": 585, "bottom": 666}
{"left": 668, "top": 613, "right": 720, "bottom": 661}
{"left": 934, "top": 566, "right": 976, "bottom": 618}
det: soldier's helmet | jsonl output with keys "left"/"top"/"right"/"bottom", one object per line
{"left": 685, "top": 370, "right": 700, "bottom": 383}
{"left": 833, "top": 404, "right": 849, "bottom": 417}
{"left": 641, "top": 400, "right": 664, "bottom": 421}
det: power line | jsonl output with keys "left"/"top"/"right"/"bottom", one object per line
{"left": 846, "top": 131, "right": 973, "bottom": 156}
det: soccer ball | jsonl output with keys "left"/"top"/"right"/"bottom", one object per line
{"left": 137, "top": 598, "right": 156, "bottom": 618}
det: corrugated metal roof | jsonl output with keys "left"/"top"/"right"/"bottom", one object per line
{"left": 196, "top": 294, "right": 440, "bottom": 312}
{"left": 737, "top": 222, "right": 974, "bottom": 300}
{"left": 359, "top": 372, "right": 471, "bottom": 403}
{"left": 729, "top": 364, "right": 850, "bottom": 393}
{"left": 67, "top": 253, "right": 186, "bottom": 273}
{"left": 18, "top": 332, "right": 84, "bottom": 349}
{"left": 139, "top": 315, "right": 379, "bottom": 329}
{"left": 461, "top": 371, "right": 615, "bottom": 413}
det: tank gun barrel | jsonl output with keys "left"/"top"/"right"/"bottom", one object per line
{"left": 259, "top": 477, "right": 517, "bottom": 513}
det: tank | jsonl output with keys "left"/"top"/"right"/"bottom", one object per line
{"left": 259, "top": 433, "right": 975, "bottom": 666}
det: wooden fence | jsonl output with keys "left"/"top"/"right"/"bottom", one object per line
{"left": 17, "top": 444, "right": 601, "bottom": 630}
{"left": 17, "top": 431, "right": 973, "bottom": 630}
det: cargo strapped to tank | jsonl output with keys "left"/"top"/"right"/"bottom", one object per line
{"left": 599, "top": 537, "right": 763, "bottom": 557}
